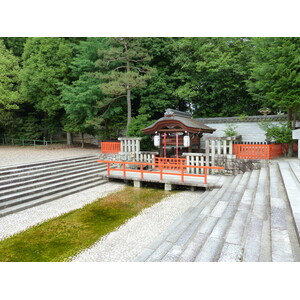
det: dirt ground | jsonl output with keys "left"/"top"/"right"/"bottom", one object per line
{"left": 0, "top": 145, "right": 101, "bottom": 167}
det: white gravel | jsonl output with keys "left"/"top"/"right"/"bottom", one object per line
{"left": 71, "top": 190, "right": 204, "bottom": 262}
{"left": 0, "top": 182, "right": 124, "bottom": 241}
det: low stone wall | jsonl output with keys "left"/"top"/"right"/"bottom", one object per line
{"left": 214, "top": 155, "right": 264, "bottom": 175}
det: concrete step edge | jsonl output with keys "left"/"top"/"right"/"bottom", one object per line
{"left": 0, "top": 162, "right": 106, "bottom": 185}
{"left": 0, "top": 155, "right": 99, "bottom": 173}
{"left": 0, "top": 180, "right": 107, "bottom": 217}
{"left": 0, "top": 173, "right": 104, "bottom": 204}
{"left": 0, "top": 165, "right": 107, "bottom": 192}
{"left": 0, "top": 157, "right": 100, "bottom": 178}
{"left": 0, "top": 167, "right": 107, "bottom": 197}
{"left": 0, "top": 177, "right": 105, "bottom": 211}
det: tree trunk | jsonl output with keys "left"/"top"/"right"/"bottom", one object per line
{"left": 126, "top": 86, "right": 131, "bottom": 136}
{"left": 125, "top": 41, "right": 131, "bottom": 136}
{"left": 67, "top": 132, "right": 73, "bottom": 145}
{"left": 287, "top": 108, "right": 293, "bottom": 157}
{"left": 81, "top": 132, "right": 84, "bottom": 148}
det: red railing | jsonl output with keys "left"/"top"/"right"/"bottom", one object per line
{"left": 232, "top": 144, "right": 284, "bottom": 160}
{"left": 98, "top": 160, "right": 224, "bottom": 184}
{"left": 154, "top": 156, "right": 186, "bottom": 170}
{"left": 100, "top": 141, "right": 121, "bottom": 154}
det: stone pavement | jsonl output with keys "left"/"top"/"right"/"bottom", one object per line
{"left": 133, "top": 159, "right": 300, "bottom": 262}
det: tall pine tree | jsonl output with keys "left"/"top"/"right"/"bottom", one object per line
{"left": 95, "top": 37, "right": 154, "bottom": 135}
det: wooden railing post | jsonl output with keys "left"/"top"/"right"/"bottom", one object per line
{"left": 159, "top": 165, "right": 163, "bottom": 180}
{"left": 204, "top": 168, "right": 207, "bottom": 184}
{"left": 123, "top": 163, "right": 126, "bottom": 177}
{"left": 107, "top": 163, "right": 111, "bottom": 176}
{"left": 140, "top": 164, "right": 144, "bottom": 179}
{"left": 181, "top": 166, "right": 184, "bottom": 182}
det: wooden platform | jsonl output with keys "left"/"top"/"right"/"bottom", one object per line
{"left": 103, "top": 169, "right": 225, "bottom": 190}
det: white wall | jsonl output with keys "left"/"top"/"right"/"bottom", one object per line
{"left": 202, "top": 121, "right": 299, "bottom": 143}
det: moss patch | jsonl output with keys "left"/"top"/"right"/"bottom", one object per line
{"left": 0, "top": 186, "right": 170, "bottom": 262}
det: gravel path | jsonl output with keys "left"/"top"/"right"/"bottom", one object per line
{"left": 0, "top": 182, "right": 124, "bottom": 241}
{"left": 71, "top": 190, "right": 204, "bottom": 262}
{"left": 0, "top": 146, "right": 100, "bottom": 167}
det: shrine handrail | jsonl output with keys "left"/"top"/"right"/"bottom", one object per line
{"left": 98, "top": 160, "right": 224, "bottom": 184}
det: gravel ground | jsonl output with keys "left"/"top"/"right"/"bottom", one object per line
{"left": 71, "top": 190, "right": 204, "bottom": 262}
{"left": 0, "top": 145, "right": 205, "bottom": 262}
{"left": 0, "top": 182, "right": 124, "bottom": 241}
{"left": 0, "top": 145, "right": 100, "bottom": 167}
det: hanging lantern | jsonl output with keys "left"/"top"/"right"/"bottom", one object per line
{"left": 183, "top": 135, "right": 190, "bottom": 147}
{"left": 154, "top": 135, "right": 160, "bottom": 147}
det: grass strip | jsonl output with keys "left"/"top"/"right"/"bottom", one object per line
{"left": 0, "top": 186, "right": 170, "bottom": 262}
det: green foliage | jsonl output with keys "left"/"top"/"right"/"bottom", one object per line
{"left": 0, "top": 40, "right": 22, "bottom": 133}
{"left": 20, "top": 38, "right": 73, "bottom": 116}
{"left": 127, "top": 114, "right": 154, "bottom": 150}
{"left": 224, "top": 124, "right": 239, "bottom": 137}
{"left": 61, "top": 38, "right": 107, "bottom": 136}
{"left": 173, "top": 37, "right": 256, "bottom": 117}
{"left": 247, "top": 37, "right": 300, "bottom": 122}
{"left": 95, "top": 37, "right": 155, "bottom": 135}
{"left": 259, "top": 121, "right": 293, "bottom": 144}
{"left": 0, "top": 37, "right": 27, "bottom": 57}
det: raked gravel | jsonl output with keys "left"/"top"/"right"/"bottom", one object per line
{"left": 71, "top": 190, "right": 204, "bottom": 262}
{"left": 0, "top": 182, "right": 124, "bottom": 241}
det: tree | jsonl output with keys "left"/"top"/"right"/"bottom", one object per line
{"left": 173, "top": 37, "right": 255, "bottom": 117}
{"left": 61, "top": 38, "right": 126, "bottom": 145}
{"left": 95, "top": 37, "right": 154, "bottom": 135}
{"left": 0, "top": 37, "right": 27, "bottom": 57}
{"left": 247, "top": 37, "right": 300, "bottom": 156}
{"left": 20, "top": 37, "right": 73, "bottom": 138}
{"left": 0, "top": 40, "right": 21, "bottom": 134}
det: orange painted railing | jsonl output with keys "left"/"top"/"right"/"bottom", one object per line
{"left": 100, "top": 142, "right": 121, "bottom": 154}
{"left": 98, "top": 160, "right": 224, "bottom": 184}
{"left": 154, "top": 156, "right": 186, "bottom": 170}
{"left": 232, "top": 144, "right": 284, "bottom": 160}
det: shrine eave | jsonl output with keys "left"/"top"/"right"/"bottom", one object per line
{"left": 142, "top": 116, "right": 215, "bottom": 134}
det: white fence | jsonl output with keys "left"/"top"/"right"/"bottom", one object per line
{"left": 118, "top": 137, "right": 141, "bottom": 155}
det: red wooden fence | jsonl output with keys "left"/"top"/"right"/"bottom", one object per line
{"left": 100, "top": 141, "right": 121, "bottom": 154}
{"left": 232, "top": 144, "right": 284, "bottom": 160}
{"left": 154, "top": 156, "right": 186, "bottom": 170}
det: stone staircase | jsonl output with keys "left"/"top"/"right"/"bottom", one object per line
{"left": 134, "top": 160, "right": 300, "bottom": 262}
{"left": 0, "top": 155, "right": 107, "bottom": 217}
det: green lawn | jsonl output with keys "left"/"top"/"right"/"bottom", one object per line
{"left": 0, "top": 186, "right": 170, "bottom": 262}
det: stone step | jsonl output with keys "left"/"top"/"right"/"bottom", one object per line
{"left": 0, "top": 179, "right": 107, "bottom": 217}
{"left": 133, "top": 189, "right": 218, "bottom": 262}
{"left": 278, "top": 161, "right": 300, "bottom": 238}
{"left": 0, "top": 155, "right": 98, "bottom": 175}
{"left": 268, "top": 163, "right": 295, "bottom": 261}
{"left": 0, "top": 164, "right": 106, "bottom": 192}
{"left": 0, "top": 157, "right": 100, "bottom": 183}
{"left": 242, "top": 167, "right": 270, "bottom": 262}
{"left": 191, "top": 171, "right": 251, "bottom": 262}
{"left": 0, "top": 166, "right": 106, "bottom": 198}
{"left": 219, "top": 170, "right": 260, "bottom": 261}
{"left": 0, "top": 169, "right": 104, "bottom": 206}
{"left": 0, "top": 175, "right": 105, "bottom": 212}
{"left": 134, "top": 175, "right": 237, "bottom": 262}
{"left": 288, "top": 160, "right": 300, "bottom": 182}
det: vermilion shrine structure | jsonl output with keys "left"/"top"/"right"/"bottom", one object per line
{"left": 142, "top": 109, "right": 215, "bottom": 157}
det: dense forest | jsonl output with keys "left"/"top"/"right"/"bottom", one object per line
{"left": 0, "top": 37, "right": 299, "bottom": 143}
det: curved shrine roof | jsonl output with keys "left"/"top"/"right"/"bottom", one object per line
{"left": 142, "top": 109, "right": 215, "bottom": 134}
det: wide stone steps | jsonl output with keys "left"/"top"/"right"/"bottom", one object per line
{"left": 134, "top": 163, "right": 300, "bottom": 262}
{"left": 277, "top": 160, "right": 300, "bottom": 246}
{"left": 0, "top": 156, "right": 100, "bottom": 184}
{"left": 0, "top": 155, "right": 107, "bottom": 217}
